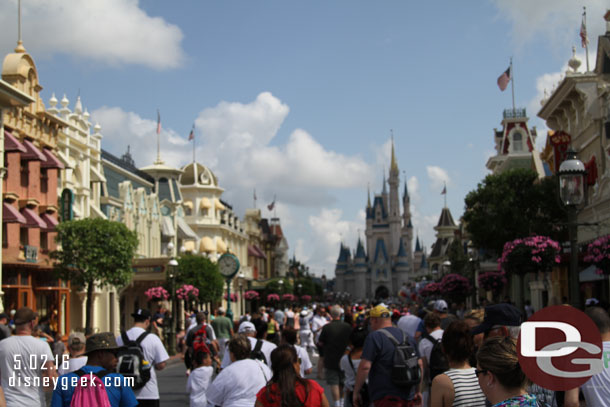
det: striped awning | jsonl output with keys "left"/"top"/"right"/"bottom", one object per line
{"left": 200, "top": 197, "right": 211, "bottom": 209}
{"left": 3, "top": 203, "right": 26, "bottom": 224}
{"left": 161, "top": 216, "right": 175, "bottom": 238}
{"left": 21, "top": 208, "right": 47, "bottom": 228}
{"left": 41, "top": 149, "right": 64, "bottom": 169}
{"left": 214, "top": 198, "right": 225, "bottom": 211}
{"left": 176, "top": 217, "right": 197, "bottom": 240}
{"left": 40, "top": 213, "right": 58, "bottom": 231}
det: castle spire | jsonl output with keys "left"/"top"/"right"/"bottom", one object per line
{"left": 390, "top": 130, "right": 399, "bottom": 175}
{"left": 367, "top": 183, "right": 371, "bottom": 208}
{"left": 382, "top": 170, "right": 387, "bottom": 194}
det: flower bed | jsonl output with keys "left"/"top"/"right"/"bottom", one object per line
{"left": 282, "top": 294, "right": 296, "bottom": 302}
{"left": 267, "top": 293, "right": 280, "bottom": 302}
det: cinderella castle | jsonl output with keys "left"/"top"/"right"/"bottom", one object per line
{"left": 334, "top": 141, "right": 427, "bottom": 300}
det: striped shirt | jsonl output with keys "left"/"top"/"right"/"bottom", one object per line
{"left": 444, "top": 368, "right": 487, "bottom": 407}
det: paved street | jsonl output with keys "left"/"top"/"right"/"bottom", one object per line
{"left": 158, "top": 352, "right": 333, "bottom": 406}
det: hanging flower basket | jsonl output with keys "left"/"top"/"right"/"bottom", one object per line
{"left": 478, "top": 271, "right": 507, "bottom": 294}
{"left": 300, "top": 295, "right": 312, "bottom": 302}
{"left": 244, "top": 290, "right": 260, "bottom": 300}
{"left": 176, "top": 284, "right": 199, "bottom": 300}
{"left": 584, "top": 234, "right": 610, "bottom": 275}
{"left": 144, "top": 286, "right": 169, "bottom": 301}
{"left": 498, "top": 236, "right": 561, "bottom": 275}
{"left": 267, "top": 293, "right": 280, "bottom": 302}
{"left": 282, "top": 294, "right": 296, "bottom": 302}
{"left": 223, "top": 293, "right": 239, "bottom": 301}
{"left": 419, "top": 282, "right": 440, "bottom": 298}
{"left": 439, "top": 273, "right": 471, "bottom": 298}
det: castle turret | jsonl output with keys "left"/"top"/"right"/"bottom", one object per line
{"left": 388, "top": 138, "right": 401, "bottom": 261}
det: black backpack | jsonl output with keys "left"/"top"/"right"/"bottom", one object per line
{"left": 422, "top": 331, "right": 449, "bottom": 382}
{"left": 250, "top": 339, "right": 267, "bottom": 364}
{"left": 117, "top": 331, "right": 152, "bottom": 390}
{"left": 379, "top": 328, "right": 421, "bottom": 389}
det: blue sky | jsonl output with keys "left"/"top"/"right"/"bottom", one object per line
{"left": 0, "top": 0, "right": 606, "bottom": 277}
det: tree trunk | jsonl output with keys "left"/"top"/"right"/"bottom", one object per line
{"left": 85, "top": 281, "right": 94, "bottom": 336}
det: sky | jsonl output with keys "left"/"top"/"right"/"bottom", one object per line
{"left": 0, "top": 0, "right": 607, "bottom": 278}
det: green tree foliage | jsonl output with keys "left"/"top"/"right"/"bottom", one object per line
{"left": 175, "top": 254, "right": 224, "bottom": 304}
{"left": 52, "top": 218, "right": 138, "bottom": 335}
{"left": 463, "top": 168, "right": 565, "bottom": 258}
{"left": 447, "top": 239, "right": 469, "bottom": 277}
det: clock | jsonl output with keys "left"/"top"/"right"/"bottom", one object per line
{"left": 218, "top": 253, "right": 240, "bottom": 279}
{"left": 199, "top": 171, "right": 210, "bottom": 185}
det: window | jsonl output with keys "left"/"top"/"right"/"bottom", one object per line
{"left": 20, "top": 227, "right": 28, "bottom": 246}
{"left": 20, "top": 161, "right": 29, "bottom": 187}
{"left": 41, "top": 169, "right": 48, "bottom": 193}
{"left": 512, "top": 132, "right": 523, "bottom": 152}
{"left": 41, "top": 232, "right": 48, "bottom": 251}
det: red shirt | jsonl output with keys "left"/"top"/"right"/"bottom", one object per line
{"left": 256, "top": 379, "right": 325, "bottom": 407}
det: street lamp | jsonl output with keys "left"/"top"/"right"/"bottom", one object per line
{"left": 238, "top": 272, "right": 245, "bottom": 316}
{"left": 557, "top": 147, "right": 586, "bottom": 309}
{"left": 442, "top": 260, "right": 451, "bottom": 276}
{"left": 167, "top": 257, "right": 179, "bottom": 356}
{"left": 278, "top": 279, "right": 284, "bottom": 294}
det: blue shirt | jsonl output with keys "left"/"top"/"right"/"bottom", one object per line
{"left": 362, "top": 326, "right": 419, "bottom": 401}
{"left": 51, "top": 365, "right": 138, "bottom": 407}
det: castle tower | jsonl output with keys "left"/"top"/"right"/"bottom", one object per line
{"left": 388, "top": 138, "right": 401, "bottom": 259}
{"left": 401, "top": 180, "right": 414, "bottom": 266}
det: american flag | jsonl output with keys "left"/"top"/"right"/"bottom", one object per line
{"left": 580, "top": 15, "right": 588, "bottom": 48}
{"left": 188, "top": 124, "right": 195, "bottom": 141}
{"left": 156, "top": 110, "right": 161, "bottom": 135}
{"left": 441, "top": 186, "right": 446, "bottom": 195}
{"left": 497, "top": 66, "right": 511, "bottom": 91}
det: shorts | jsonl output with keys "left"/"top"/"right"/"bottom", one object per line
{"left": 325, "top": 368, "right": 345, "bottom": 386}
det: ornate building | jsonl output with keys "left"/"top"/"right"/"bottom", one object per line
{"left": 335, "top": 141, "right": 424, "bottom": 300}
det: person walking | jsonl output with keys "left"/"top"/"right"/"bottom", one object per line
{"left": 353, "top": 304, "right": 423, "bottom": 407}
{"left": 211, "top": 307, "right": 234, "bottom": 360}
{"left": 340, "top": 326, "right": 368, "bottom": 407}
{"left": 429, "top": 321, "right": 485, "bottom": 407}
{"left": 220, "top": 321, "right": 276, "bottom": 368}
{"left": 255, "top": 345, "right": 329, "bottom": 407}
{"left": 0, "top": 307, "right": 56, "bottom": 407}
{"left": 318, "top": 305, "right": 353, "bottom": 407}
{"left": 186, "top": 350, "right": 213, "bottom": 407}
{"left": 299, "top": 309, "right": 315, "bottom": 355}
{"left": 58, "top": 332, "right": 88, "bottom": 375}
{"left": 116, "top": 308, "right": 169, "bottom": 407}
{"left": 281, "top": 328, "right": 312, "bottom": 377}
{"left": 419, "top": 312, "right": 444, "bottom": 406}
{"left": 51, "top": 332, "right": 138, "bottom": 407}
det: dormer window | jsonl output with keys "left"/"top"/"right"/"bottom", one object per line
{"left": 512, "top": 132, "right": 523, "bottom": 152}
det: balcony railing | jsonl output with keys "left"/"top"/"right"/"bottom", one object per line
{"left": 503, "top": 108, "right": 527, "bottom": 119}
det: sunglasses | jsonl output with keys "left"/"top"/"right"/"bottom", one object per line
{"left": 474, "top": 369, "right": 488, "bottom": 377}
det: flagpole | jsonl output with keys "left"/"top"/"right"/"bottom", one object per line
{"left": 510, "top": 57, "right": 515, "bottom": 112}
{"left": 444, "top": 182, "right": 447, "bottom": 208}
{"left": 584, "top": 7, "right": 590, "bottom": 72}
{"left": 156, "top": 109, "right": 161, "bottom": 164}
{"left": 193, "top": 125, "right": 196, "bottom": 164}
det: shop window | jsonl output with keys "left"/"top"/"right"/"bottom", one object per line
{"left": 20, "top": 227, "right": 28, "bottom": 246}
{"left": 512, "top": 132, "right": 523, "bottom": 152}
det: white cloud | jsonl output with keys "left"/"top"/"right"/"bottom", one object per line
{"left": 426, "top": 166, "right": 450, "bottom": 190}
{"left": 407, "top": 176, "right": 420, "bottom": 202}
{"left": 0, "top": 0, "right": 185, "bottom": 69}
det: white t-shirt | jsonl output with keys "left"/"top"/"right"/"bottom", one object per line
{"left": 339, "top": 353, "right": 361, "bottom": 391}
{"left": 221, "top": 336, "right": 277, "bottom": 368}
{"left": 186, "top": 365, "right": 213, "bottom": 407}
{"left": 294, "top": 344, "right": 312, "bottom": 377}
{"left": 397, "top": 314, "right": 422, "bottom": 339}
{"left": 311, "top": 315, "right": 328, "bottom": 341}
{"left": 0, "top": 335, "right": 54, "bottom": 407}
{"left": 418, "top": 329, "right": 444, "bottom": 364}
{"left": 58, "top": 355, "right": 87, "bottom": 376}
{"left": 581, "top": 341, "right": 610, "bottom": 406}
{"left": 116, "top": 327, "right": 169, "bottom": 400}
{"left": 207, "top": 358, "right": 271, "bottom": 407}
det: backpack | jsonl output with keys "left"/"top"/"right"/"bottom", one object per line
{"left": 422, "top": 331, "right": 449, "bottom": 382}
{"left": 70, "top": 369, "right": 112, "bottom": 407}
{"left": 378, "top": 328, "right": 421, "bottom": 389}
{"left": 117, "top": 331, "right": 152, "bottom": 390}
{"left": 250, "top": 339, "right": 267, "bottom": 364}
{"left": 191, "top": 325, "right": 211, "bottom": 354}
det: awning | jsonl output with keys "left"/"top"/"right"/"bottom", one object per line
{"left": 216, "top": 237, "right": 227, "bottom": 253}
{"left": 248, "top": 244, "right": 267, "bottom": 259}
{"left": 40, "top": 213, "right": 58, "bottom": 231}
{"left": 254, "top": 244, "right": 267, "bottom": 259}
{"left": 183, "top": 201, "right": 193, "bottom": 210}
{"left": 184, "top": 240, "right": 196, "bottom": 252}
{"left": 21, "top": 139, "right": 46, "bottom": 161}
{"left": 161, "top": 216, "right": 175, "bottom": 238}
{"left": 21, "top": 208, "right": 47, "bottom": 228}
{"left": 580, "top": 265, "right": 608, "bottom": 282}
{"left": 90, "top": 166, "right": 106, "bottom": 183}
{"left": 214, "top": 198, "right": 225, "bottom": 211}
{"left": 41, "top": 149, "right": 64, "bottom": 169}
{"left": 176, "top": 216, "right": 198, "bottom": 240}
{"left": 199, "top": 237, "right": 215, "bottom": 252}
{"left": 200, "top": 197, "right": 211, "bottom": 209}
{"left": 90, "top": 204, "right": 107, "bottom": 219}
{"left": 3, "top": 203, "right": 26, "bottom": 223}
{"left": 4, "top": 131, "right": 26, "bottom": 152}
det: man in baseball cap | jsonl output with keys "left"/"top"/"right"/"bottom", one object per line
{"left": 59, "top": 332, "right": 88, "bottom": 375}
{"left": 220, "top": 321, "right": 276, "bottom": 368}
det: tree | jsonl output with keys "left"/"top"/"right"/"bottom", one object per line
{"left": 446, "top": 239, "right": 469, "bottom": 277}
{"left": 463, "top": 169, "right": 565, "bottom": 258}
{"left": 52, "top": 218, "right": 138, "bottom": 335}
{"left": 175, "top": 254, "right": 224, "bottom": 305}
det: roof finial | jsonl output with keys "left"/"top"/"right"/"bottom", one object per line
{"left": 367, "top": 183, "right": 371, "bottom": 208}
{"left": 15, "top": 0, "right": 26, "bottom": 53}
{"left": 390, "top": 130, "right": 399, "bottom": 174}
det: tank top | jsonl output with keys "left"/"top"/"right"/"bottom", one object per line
{"left": 444, "top": 367, "right": 486, "bottom": 407}
{"left": 267, "top": 320, "right": 276, "bottom": 334}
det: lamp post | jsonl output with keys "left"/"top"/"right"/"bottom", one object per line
{"left": 167, "top": 257, "right": 178, "bottom": 356}
{"left": 238, "top": 272, "right": 245, "bottom": 316}
{"left": 442, "top": 260, "right": 451, "bottom": 276}
{"left": 557, "top": 148, "right": 586, "bottom": 309}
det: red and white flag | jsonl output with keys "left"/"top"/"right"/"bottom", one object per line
{"left": 267, "top": 196, "right": 276, "bottom": 211}
{"left": 188, "top": 124, "right": 195, "bottom": 141}
{"left": 497, "top": 66, "right": 511, "bottom": 91}
{"left": 441, "top": 186, "right": 446, "bottom": 195}
{"left": 156, "top": 110, "right": 162, "bottom": 135}
{"left": 580, "top": 15, "right": 588, "bottom": 48}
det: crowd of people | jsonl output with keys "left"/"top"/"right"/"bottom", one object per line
{"left": 0, "top": 297, "right": 608, "bottom": 407}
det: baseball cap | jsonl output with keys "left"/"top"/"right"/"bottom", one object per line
{"left": 300, "top": 310, "right": 308, "bottom": 316}
{"left": 238, "top": 321, "right": 256, "bottom": 333}
{"left": 217, "top": 307, "right": 225, "bottom": 314}
{"left": 131, "top": 308, "right": 151, "bottom": 320}
{"left": 369, "top": 305, "right": 391, "bottom": 318}
{"left": 14, "top": 307, "right": 38, "bottom": 325}
{"left": 585, "top": 298, "right": 600, "bottom": 306}
{"left": 68, "top": 332, "right": 86, "bottom": 346}
{"left": 434, "top": 300, "right": 448, "bottom": 313}
{"left": 471, "top": 303, "right": 522, "bottom": 335}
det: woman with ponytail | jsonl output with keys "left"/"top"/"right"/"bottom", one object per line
{"left": 256, "top": 344, "right": 329, "bottom": 407}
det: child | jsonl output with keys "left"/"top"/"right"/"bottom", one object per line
{"left": 340, "top": 326, "right": 369, "bottom": 407}
{"left": 186, "top": 350, "right": 214, "bottom": 407}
